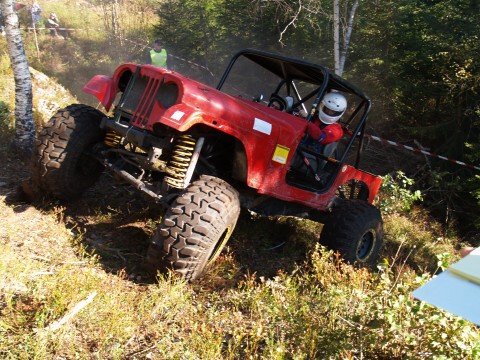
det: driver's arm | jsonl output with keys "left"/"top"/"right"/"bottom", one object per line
{"left": 307, "top": 122, "right": 343, "bottom": 145}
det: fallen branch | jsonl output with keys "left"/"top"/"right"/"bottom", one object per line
{"left": 29, "top": 270, "right": 55, "bottom": 278}
{"left": 42, "top": 291, "right": 97, "bottom": 332}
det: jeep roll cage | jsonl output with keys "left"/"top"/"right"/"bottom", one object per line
{"left": 217, "top": 49, "right": 371, "bottom": 170}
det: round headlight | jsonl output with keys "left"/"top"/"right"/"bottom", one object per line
{"left": 118, "top": 70, "right": 133, "bottom": 92}
{"left": 157, "top": 82, "right": 179, "bottom": 108}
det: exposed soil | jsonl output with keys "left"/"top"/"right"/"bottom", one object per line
{"left": 1, "top": 141, "right": 317, "bottom": 288}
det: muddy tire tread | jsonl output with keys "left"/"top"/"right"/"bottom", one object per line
{"left": 32, "top": 104, "right": 104, "bottom": 200}
{"left": 147, "top": 175, "right": 241, "bottom": 281}
{"left": 320, "top": 199, "right": 384, "bottom": 267}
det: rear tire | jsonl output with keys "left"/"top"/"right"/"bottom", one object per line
{"left": 320, "top": 200, "right": 383, "bottom": 267}
{"left": 31, "top": 104, "right": 105, "bottom": 200}
{"left": 146, "top": 175, "right": 241, "bottom": 281}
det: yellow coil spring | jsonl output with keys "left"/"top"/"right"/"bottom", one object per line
{"left": 164, "top": 135, "right": 197, "bottom": 189}
{"left": 104, "top": 130, "right": 122, "bottom": 148}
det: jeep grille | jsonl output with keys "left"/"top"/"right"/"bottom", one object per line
{"left": 120, "top": 74, "right": 179, "bottom": 127}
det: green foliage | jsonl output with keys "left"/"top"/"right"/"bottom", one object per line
{"left": 0, "top": 101, "right": 10, "bottom": 124}
{"left": 154, "top": 0, "right": 323, "bottom": 81}
{"left": 352, "top": 0, "right": 480, "bottom": 233}
{"left": 0, "top": 101, "right": 13, "bottom": 146}
{"left": 0, "top": 47, "right": 14, "bottom": 145}
{"left": 436, "top": 252, "right": 454, "bottom": 272}
{"left": 379, "top": 171, "right": 423, "bottom": 214}
{"left": 353, "top": 0, "right": 480, "bottom": 137}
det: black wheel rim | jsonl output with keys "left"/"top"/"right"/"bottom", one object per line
{"left": 356, "top": 230, "right": 375, "bottom": 261}
{"left": 207, "top": 227, "right": 231, "bottom": 265}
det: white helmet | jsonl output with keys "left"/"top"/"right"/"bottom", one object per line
{"left": 319, "top": 92, "right": 347, "bottom": 124}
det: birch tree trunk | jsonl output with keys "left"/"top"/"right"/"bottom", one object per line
{"left": 101, "top": 0, "right": 122, "bottom": 46}
{"left": 0, "top": 0, "right": 35, "bottom": 157}
{"left": 333, "top": 0, "right": 340, "bottom": 75}
{"left": 333, "top": 0, "right": 360, "bottom": 77}
{"left": 112, "top": 0, "right": 122, "bottom": 46}
{"left": 338, "top": 0, "right": 359, "bottom": 76}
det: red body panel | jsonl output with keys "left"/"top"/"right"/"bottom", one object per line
{"left": 83, "top": 75, "right": 115, "bottom": 110}
{"left": 83, "top": 64, "right": 382, "bottom": 210}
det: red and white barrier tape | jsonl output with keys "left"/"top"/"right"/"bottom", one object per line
{"left": 366, "top": 134, "right": 480, "bottom": 171}
{"left": 21, "top": 26, "right": 215, "bottom": 76}
{"left": 22, "top": 27, "right": 79, "bottom": 31}
{"left": 110, "top": 34, "right": 215, "bottom": 76}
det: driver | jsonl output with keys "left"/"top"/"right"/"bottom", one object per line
{"left": 306, "top": 92, "right": 346, "bottom": 147}
{"left": 295, "top": 92, "right": 347, "bottom": 178}
{"left": 268, "top": 91, "right": 346, "bottom": 147}
{"left": 268, "top": 94, "right": 294, "bottom": 112}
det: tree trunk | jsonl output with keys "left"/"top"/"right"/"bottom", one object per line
{"left": 112, "top": 0, "right": 122, "bottom": 46}
{"left": 0, "top": 0, "right": 35, "bottom": 158}
{"left": 338, "top": 0, "right": 359, "bottom": 76}
{"left": 333, "top": 0, "right": 340, "bottom": 75}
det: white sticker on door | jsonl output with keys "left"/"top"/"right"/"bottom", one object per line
{"left": 253, "top": 118, "right": 272, "bottom": 135}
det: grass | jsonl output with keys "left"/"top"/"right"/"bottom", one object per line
{"left": 0, "top": 36, "right": 76, "bottom": 134}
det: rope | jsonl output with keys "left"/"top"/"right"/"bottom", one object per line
{"left": 108, "top": 32, "right": 215, "bottom": 77}
{"left": 364, "top": 134, "right": 480, "bottom": 172}
{"left": 20, "top": 26, "right": 215, "bottom": 76}
{"left": 22, "top": 27, "right": 79, "bottom": 31}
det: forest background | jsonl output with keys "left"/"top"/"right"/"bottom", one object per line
{"left": 0, "top": 0, "right": 480, "bottom": 358}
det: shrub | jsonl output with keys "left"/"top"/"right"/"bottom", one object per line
{"left": 217, "top": 246, "right": 480, "bottom": 359}
{"left": 379, "top": 171, "right": 423, "bottom": 214}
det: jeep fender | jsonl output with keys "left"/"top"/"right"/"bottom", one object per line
{"left": 83, "top": 75, "right": 115, "bottom": 111}
{"left": 83, "top": 63, "right": 138, "bottom": 111}
{"left": 158, "top": 104, "right": 279, "bottom": 189}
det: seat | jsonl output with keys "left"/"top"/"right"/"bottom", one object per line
{"left": 287, "top": 141, "right": 340, "bottom": 189}
{"left": 296, "top": 141, "right": 338, "bottom": 174}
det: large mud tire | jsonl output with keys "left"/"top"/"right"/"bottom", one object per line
{"left": 320, "top": 200, "right": 384, "bottom": 267}
{"left": 31, "top": 104, "right": 105, "bottom": 200}
{"left": 146, "top": 175, "right": 241, "bottom": 281}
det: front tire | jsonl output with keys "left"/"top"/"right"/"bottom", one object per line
{"left": 146, "top": 175, "right": 241, "bottom": 281}
{"left": 320, "top": 200, "right": 383, "bottom": 267}
{"left": 31, "top": 104, "right": 105, "bottom": 200}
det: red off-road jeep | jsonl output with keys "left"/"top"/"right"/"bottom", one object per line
{"left": 30, "top": 49, "right": 384, "bottom": 280}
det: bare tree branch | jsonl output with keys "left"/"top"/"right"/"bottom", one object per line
{"left": 41, "top": 292, "right": 97, "bottom": 332}
{"left": 260, "top": 0, "right": 360, "bottom": 76}
{"left": 279, "top": 0, "right": 302, "bottom": 47}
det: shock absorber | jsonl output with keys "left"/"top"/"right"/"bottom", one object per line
{"left": 164, "top": 135, "right": 203, "bottom": 189}
{"left": 104, "top": 130, "right": 122, "bottom": 148}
